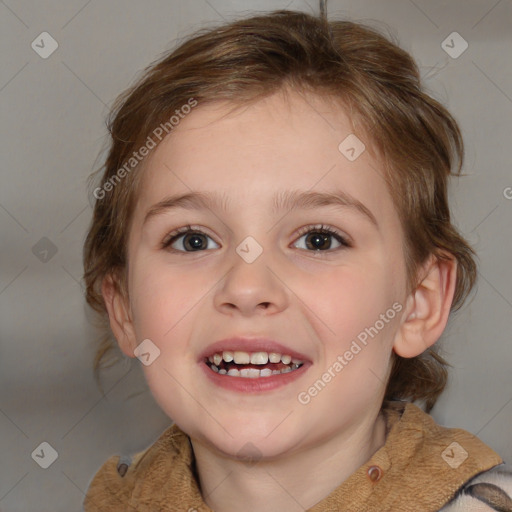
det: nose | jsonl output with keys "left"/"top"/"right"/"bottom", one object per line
{"left": 213, "top": 249, "right": 289, "bottom": 317}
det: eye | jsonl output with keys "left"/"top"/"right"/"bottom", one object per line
{"left": 162, "top": 225, "right": 220, "bottom": 252}
{"left": 161, "top": 224, "right": 350, "bottom": 254}
{"left": 293, "top": 224, "right": 351, "bottom": 252}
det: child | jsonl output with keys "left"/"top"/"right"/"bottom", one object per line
{"left": 82, "top": 6, "right": 511, "bottom": 512}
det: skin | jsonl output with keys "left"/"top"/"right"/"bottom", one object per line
{"left": 103, "top": 87, "right": 457, "bottom": 511}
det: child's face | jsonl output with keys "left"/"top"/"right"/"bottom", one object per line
{"left": 119, "top": 89, "right": 409, "bottom": 459}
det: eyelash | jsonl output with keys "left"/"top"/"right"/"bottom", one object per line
{"left": 161, "top": 224, "right": 351, "bottom": 254}
{"left": 294, "top": 224, "right": 351, "bottom": 248}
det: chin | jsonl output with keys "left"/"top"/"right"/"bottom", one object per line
{"left": 213, "top": 434, "right": 297, "bottom": 463}
{"left": 196, "top": 420, "right": 300, "bottom": 461}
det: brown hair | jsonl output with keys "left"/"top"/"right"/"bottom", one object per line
{"left": 83, "top": 7, "right": 476, "bottom": 411}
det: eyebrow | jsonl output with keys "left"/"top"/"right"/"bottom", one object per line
{"left": 143, "top": 189, "right": 378, "bottom": 227}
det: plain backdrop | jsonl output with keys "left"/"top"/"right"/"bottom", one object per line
{"left": 0, "top": 0, "right": 511, "bottom": 510}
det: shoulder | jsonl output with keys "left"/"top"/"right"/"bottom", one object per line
{"left": 83, "top": 453, "right": 133, "bottom": 511}
{"left": 439, "top": 463, "right": 512, "bottom": 512}
{"left": 83, "top": 423, "right": 188, "bottom": 511}
{"left": 377, "top": 401, "right": 508, "bottom": 511}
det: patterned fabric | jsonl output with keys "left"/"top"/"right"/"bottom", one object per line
{"left": 440, "top": 464, "right": 512, "bottom": 511}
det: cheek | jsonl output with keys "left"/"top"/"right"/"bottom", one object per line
{"left": 302, "top": 263, "right": 401, "bottom": 380}
{"left": 309, "top": 263, "right": 393, "bottom": 332}
{"left": 128, "top": 256, "right": 207, "bottom": 340}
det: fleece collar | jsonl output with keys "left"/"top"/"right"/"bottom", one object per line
{"left": 84, "top": 401, "right": 502, "bottom": 511}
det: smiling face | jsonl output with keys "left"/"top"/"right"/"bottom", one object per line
{"left": 111, "top": 88, "right": 411, "bottom": 460}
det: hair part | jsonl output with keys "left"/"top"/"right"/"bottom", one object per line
{"left": 83, "top": 8, "right": 476, "bottom": 411}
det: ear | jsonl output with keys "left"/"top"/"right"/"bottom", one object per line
{"left": 101, "top": 273, "right": 137, "bottom": 358}
{"left": 393, "top": 254, "right": 457, "bottom": 358}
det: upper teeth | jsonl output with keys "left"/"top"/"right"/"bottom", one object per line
{"left": 208, "top": 351, "right": 303, "bottom": 366}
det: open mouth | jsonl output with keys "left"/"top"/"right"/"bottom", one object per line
{"left": 205, "top": 350, "right": 304, "bottom": 378}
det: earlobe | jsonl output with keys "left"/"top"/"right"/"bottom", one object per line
{"left": 101, "top": 274, "right": 137, "bottom": 358}
{"left": 393, "top": 254, "right": 458, "bottom": 358}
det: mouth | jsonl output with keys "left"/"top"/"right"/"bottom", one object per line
{"left": 205, "top": 350, "right": 304, "bottom": 378}
{"left": 198, "top": 337, "right": 311, "bottom": 391}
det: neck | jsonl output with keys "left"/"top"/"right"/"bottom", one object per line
{"left": 191, "top": 408, "right": 387, "bottom": 512}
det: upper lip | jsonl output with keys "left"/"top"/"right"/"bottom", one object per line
{"left": 198, "top": 337, "right": 312, "bottom": 363}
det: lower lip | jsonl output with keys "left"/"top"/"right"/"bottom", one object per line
{"left": 200, "top": 361, "right": 312, "bottom": 393}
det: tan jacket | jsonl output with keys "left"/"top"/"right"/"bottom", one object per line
{"left": 83, "top": 401, "right": 510, "bottom": 511}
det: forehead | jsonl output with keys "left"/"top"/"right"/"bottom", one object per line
{"left": 134, "top": 89, "right": 394, "bottom": 223}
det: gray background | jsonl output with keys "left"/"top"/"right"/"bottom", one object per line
{"left": 1, "top": 0, "right": 511, "bottom": 510}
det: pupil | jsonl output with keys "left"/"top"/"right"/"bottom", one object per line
{"left": 307, "top": 232, "right": 330, "bottom": 250}
{"left": 185, "top": 234, "right": 205, "bottom": 251}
